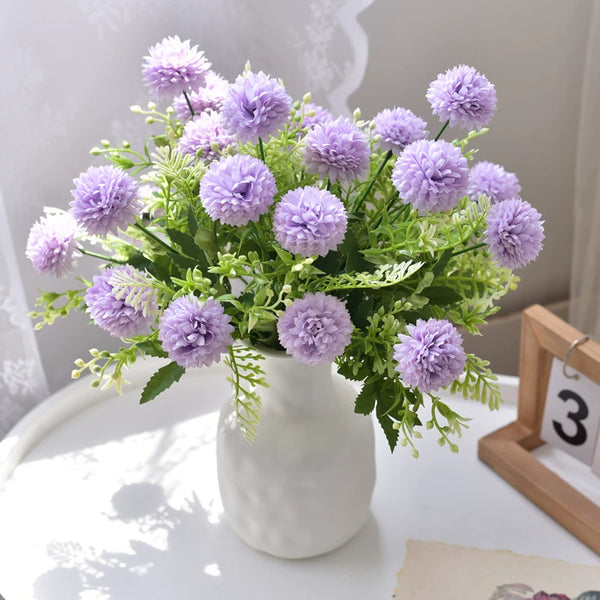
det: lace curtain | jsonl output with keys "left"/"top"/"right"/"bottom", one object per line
{"left": 569, "top": 0, "right": 600, "bottom": 337}
{"left": 0, "top": 0, "right": 374, "bottom": 436}
{"left": 0, "top": 190, "right": 48, "bottom": 438}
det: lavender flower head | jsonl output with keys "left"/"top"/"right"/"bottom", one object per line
{"left": 200, "top": 154, "right": 276, "bottom": 225}
{"left": 70, "top": 165, "right": 141, "bottom": 236}
{"left": 172, "top": 71, "right": 229, "bottom": 121}
{"left": 373, "top": 107, "right": 428, "bottom": 154}
{"left": 142, "top": 35, "right": 210, "bottom": 100}
{"left": 485, "top": 198, "right": 544, "bottom": 269}
{"left": 392, "top": 139, "right": 469, "bottom": 214}
{"left": 299, "top": 102, "right": 333, "bottom": 130}
{"left": 26, "top": 212, "right": 78, "bottom": 277}
{"left": 304, "top": 116, "right": 370, "bottom": 184}
{"left": 393, "top": 318, "right": 465, "bottom": 393}
{"left": 277, "top": 292, "right": 353, "bottom": 365}
{"left": 85, "top": 265, "right": 158, "bottom": 338}
{"left": 467, "top": 161, "right": 521, "bottom": 204}
{"left": 273, "top": 186, "right": 347, "bottom": 257}
{"left": 427, "top": 65, "right": 497, "bottom": 131}
{"left": 158, "top": 296, "right": 234, "bottom": 368}
{"left": 178, "top": 111, "right": 235, "bottom": 162}
{"left": 221, "top": 71, "right": 292, "bottom": 144}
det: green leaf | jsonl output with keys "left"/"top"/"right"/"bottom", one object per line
{"left": 313, "top": 250, "right": 341, "bottom": 275}
{"left": 187, "top": 206, "right": 199, "bottom": 237}
{"left": 346, "top": 291, "right": 374, "bottom": 329}
{"left": 140, "top": 361, "right": 185, "bottom": 404}
{"left": 153, "top": 134, "right": 170, "bottom": 148}
{"left": 339, "top": 229, "right": 372, "bottom": 273}
{"left": 166, "top": 228, "right": 204, "bottom": 260}
{"left": 432, "top": 249, "right": 454, "bottom": 277}
{"left": 422, "top": 286, "right": 463, "bottom": 306}
{"left": 167, "top": 251, "right": 201, "bottom": 271}
{"left": 273, "top": 245, "right": 293, "bottom": 263}
{"left": 126, "top": 252, "right": 153, "bottom": 271}
{"left": 136, "top": 340, "right": 168, "bottom": 358}
{"left": 354, "top": 381, "right": 376, "bottom": 414}
{"left": 377, "top": 412, "right": 399, "bottom": 452}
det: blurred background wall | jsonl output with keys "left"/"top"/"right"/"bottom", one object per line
{"left": 0, "top": 0, "right": 595, "bottom": 399}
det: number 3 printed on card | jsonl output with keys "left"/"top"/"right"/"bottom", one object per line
{"left": 541, "top": 357, "right": 600, "bottom": 466}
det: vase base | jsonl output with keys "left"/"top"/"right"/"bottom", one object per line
{"left": 224, "top": 508, "right": 373, "bottom": 560}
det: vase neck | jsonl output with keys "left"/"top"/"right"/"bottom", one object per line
{"left": 261, "top": 354, "right": 336, "bottom": 412}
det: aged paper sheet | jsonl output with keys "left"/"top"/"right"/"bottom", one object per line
{"left": 394, "top": 541, "right": 600, "bottom": 599}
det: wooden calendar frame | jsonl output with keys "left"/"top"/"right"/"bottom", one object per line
{"left": 478, "top": 303, "right": 600, "bottom": 554}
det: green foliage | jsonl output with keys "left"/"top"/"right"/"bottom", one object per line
{"left": 450, "top": 353, "right": 502, "bottom": 410}
{"left": 30, "top": 288, "right": 86, "bottom": 329}
{"left": 30, "top": 77, "right": 521, "bottom": 457}
{"left": 225, "top": 345, "right": 268, "bottom": 442}
{"left": 140, "top": 361, "right": 186, "bottom": 404}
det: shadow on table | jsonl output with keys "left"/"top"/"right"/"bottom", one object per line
{"left": 33, "top": 481, "right": 383, "bottom": 599}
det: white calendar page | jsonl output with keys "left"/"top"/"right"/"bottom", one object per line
{"left": 540, "top": 356, "right": 600, "bottom": 467}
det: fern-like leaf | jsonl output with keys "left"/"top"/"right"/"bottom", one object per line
{"left": 224, "top": 345, "right": 268, "bottom": 442}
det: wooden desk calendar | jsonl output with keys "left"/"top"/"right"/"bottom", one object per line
{"left": 478, "top": 303, "right": 600, "bottom": 554}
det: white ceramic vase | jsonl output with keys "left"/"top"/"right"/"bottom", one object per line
{"left": 216, "top": 350, "right": 376, "bottom": 559}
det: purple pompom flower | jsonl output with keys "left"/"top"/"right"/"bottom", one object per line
{"left": 391, "top": 139, "right": 469, "bottom": 214}
{"left": 304, "top": 116, "right": 370, "bottom": 184}
{"left": 531, "top": 593, "right": 571, "bottom": 600}
{"left": 467, "top": 161, "right": 521, "bottom": 204}
{"left": 393, "top": 318, "right": 465, "bottom": 393}
{"left": 299, "top": 102, "right": 333, "bottom": 130}
{"left": 221, "top": 71, "right": 292, "bottom": 144}
{"left": 158, "top": 296, "right": 234, "bottom": 368}
{"left": 373, "top": 107, "right": 428, "bottom": 154}
{"left": 200, "top": 154, "right": 276, "bottom": 226}
{"left": 427, "top": 65, "right": 497, "bottom": 131}
{"left": 277, "top": 292, "right": 353, "bottom": 365}
{"left": 85, "top": 265, "right": 158, "bottom": 338}
{"left": 70, "top": 165, "right": 140, "bottom": 236}
{"left": 26, "top": 212, "right": 79, "bottom": 277}
{"left": 142, "top": 35, "right": 210, "bottom": 100}
{"left": 485, "top": 198, "right": 544, "bottom": 269}
{"left": 172, "top": 71, "right": 229, "bottom": 121}
{"left": 178, "top": 111, "right": 235, "bottom": 162}
{"left": 273, "top": 186, "right": 347, "bottom": 257}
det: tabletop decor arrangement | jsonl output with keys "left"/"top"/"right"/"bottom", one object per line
{"left": 26, "top": 36, "right": 544, "bottom": 558}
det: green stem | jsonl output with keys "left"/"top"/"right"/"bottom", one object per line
{"left": 183, "top": 90, "right": 195, "bottom": 118}
{"left": 434, "top": 120, "right": 450, "bottom": 141}
{"left": 134, "top": 221, "right": 178, "bottom": 254}
{"left": 79, "top": 247, "right": 127, "bottom": 264}
{"left": 250, "top": 221, "right": 268, "bottom": 259}
{"left": 390, "top": 202, "right": 411, "bottom": 225}
{"left": 451, "top": 242, "right": 487, "bottom": 257}
{"left": 258, "top": 137, "right": 266, "bottom": 162}
{"left": 354, "top": 149, "right": 393, "bottom": 213}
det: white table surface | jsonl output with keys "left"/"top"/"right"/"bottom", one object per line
{"left": 0, "top": 359, "right": 598, "bottom": 599}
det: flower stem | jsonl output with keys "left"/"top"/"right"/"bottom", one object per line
{"left": 389, "top": 202, "right": 411, "bottom": 225}
{"left": 134, "top": 221, "right": 178, "bottom": 254}
{"left": 183, "top": 91, "right": 195, "bottom": 118}
{"left": 258, "top": 137, "right": 266, "bottom": 163}
{"left": 451, "top": 242, "right": 487, "bottom": 257}
{"left": 434, "top": 120, "right": 449, "bottom": 141}
{"left": 79, "top": 248, "right": 127, "bottom": 264}
{"left": 354, "top": 149, "right": 393, "bottom": 213}
{"left": 250, "top": 221, "right": 268, "bottom": 259}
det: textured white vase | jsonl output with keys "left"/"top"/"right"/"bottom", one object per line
{"left": 216, "top": 350, "right": 376, "bottom": 559}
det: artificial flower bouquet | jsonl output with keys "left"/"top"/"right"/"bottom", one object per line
{"left": 27, "top": 36, "right": 544, "bottom": 454}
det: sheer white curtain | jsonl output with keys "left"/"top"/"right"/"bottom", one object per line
{"left": 0, "top": 191, "right": 48, "bottom": 438}
{"left": 0, "top": 0, "right": 373, "bottom": 435}
{"left": 570, "top": 0, "right": 600, "bottom": 336}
